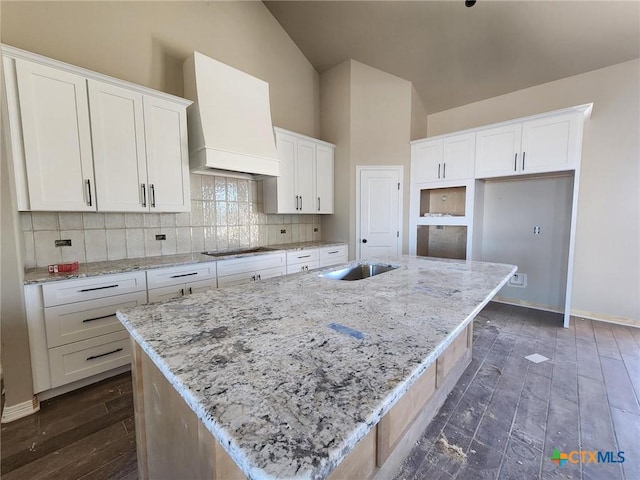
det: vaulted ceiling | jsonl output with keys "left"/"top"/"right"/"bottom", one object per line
{"left": 265, "top": 1, "right": 640, "bottom": 114}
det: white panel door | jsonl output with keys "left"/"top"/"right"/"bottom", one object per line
{"left": 15, "top": 59, "right": 96, "bottom": 211}
{"left": 296, "top": 139, "right": 316, "bottom": 213}
{"left": 274, "top": 131, "right": 297, "bottom": 213}
{"left": 88, "top": 80, "right": 148, "bottom": 212}
{"left": 359, "top": 168, "right": 401, "bottom": 259}
{"left": 411, "top": 140, "right": 442, "bottom": 183}
{"left": 315, "top": 144, "right": 334, "bottom": 213}
{"left": 143, "top": 96, "right": 190, "bottom": 212}
{"left": 475, "top": 124, "right": 522, "bottom": 178}
{"left": 443, "top": 133, "right": 475, "bottom": 181}
{"left": 521, "top": 113, "right": 577, "bottom": 174}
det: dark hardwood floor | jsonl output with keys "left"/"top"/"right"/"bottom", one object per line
{"left": 2, "top": 303, "right": 638, "bottom": 479}
{"left": 1, "top": 372, "right": 137, "bottom": 480}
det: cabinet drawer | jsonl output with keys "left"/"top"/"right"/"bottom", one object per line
{"left": 286, "top": 249, "right": 319, "bottom": 265}
{"left": 48, "top": 330, "right": 131, "bottom": 388}
{"left": 147, "top": 278, "right": 217, "bottom": 303}
{"left": 146, "top": 262, "right": 216, "bottom": 290}
{"left": 42, "top": 272, "right": 146, "bottom": 307}
{"left": 286, "top": 261, "right": 320, "bottom": 275}
{"left": 44, "top": 291, "right": 146, "bottom": 347}
{"left": 217, "top": 266, "right": 286, "bottom": 288}
{"left": 217, "top": 253, "right": 285, "bottom": 277}
{"left": 319, "top": 245, "right": 348, "bottom": 267}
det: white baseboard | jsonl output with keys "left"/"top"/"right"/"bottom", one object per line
{"left": 571, "top": 309, "right": 639, "bottom": 329}
{"left": 1, "top": 396, "right": 40, "bottom": 423}
{"left": 37, "top": 364, "right": 131, "bottom": 401}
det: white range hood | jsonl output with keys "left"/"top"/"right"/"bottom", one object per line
{"left": 183, "top": 52, "right": 279, "bottom": 178}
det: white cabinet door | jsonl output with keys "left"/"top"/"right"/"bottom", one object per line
{"left": 144, "top": 96, "right": 190, "bottom": 212}
{"left": 521, "top": 113, "right": 578, "bottom": 174}
{"left": 256, "top": 265, "right": 287, "bottom": 280}
{"left": 475, "top": 124, "right": 522, "bottom": 178}
{"left": 15, "top": 59, "right": 96, "bottom": 211}
{"left": 88, "top": 80, "right": 148, "bottom": 212}
{"left": 273, "top": 131, "right": 297, "bottom": 213}
{"left": 443, "top": 133, "right": 475, "bottom": 181}
{"left": 411, "top": 139, "right": 442, "bottom": 183}
{"left": 316, "top": 144, "right": 334, "bottom": 213}
{"left": 296, "top": 139, "right": 316, "bottom": 213}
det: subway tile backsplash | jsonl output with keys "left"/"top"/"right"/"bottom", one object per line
{"left": 22, "top": 175, "right": 322, "bottom": 269}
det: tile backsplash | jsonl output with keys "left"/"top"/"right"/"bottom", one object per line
{"left": 21, "top": 175, "right": 321, "bottom": 269}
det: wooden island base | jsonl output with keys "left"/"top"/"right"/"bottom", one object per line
{"left": 131, "top": 324, "right": 473, "bottom": 480}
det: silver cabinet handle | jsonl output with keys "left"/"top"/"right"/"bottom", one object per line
{"left": 180, "top": 288, "right": 185, "bottom": 296}
{"left": 522, "top": 152, "right": 526, "bottom": 171}
{"left": 297, "top": 254, "right": 311, "bottom": 259}
{"left": 251, "top": 275, "right": 256, "bottom": 281}
{"left": 443, "top": 163, "right": 446, "bottom": 178}
{"left": 300, "top": 196, "right": 303, "bottom": 210}
{"left": 188, "top": 287, "right": 193, "bottom": 295}
{"left": 295, "top": 195, "right": 299, "bottom": 211}
{"left": 438, "top": 164, "right": 441, "bottom": 179}
{"left": 514, "top": 153, "right": 518, "bottom": 171}
{"left": 141, "top": 183, "right": 147, "bottom": 207}
{"left": 150, "top": 184, "right": 156, "bottom": 208}
{"left": 318, "top": 197, "right": 320, "bottom": 211}
{"left": 85, "top": 179, "right": 93, "bottom": 206}
{"left": 257, "top": 274, "right": 261, "bottom": 280}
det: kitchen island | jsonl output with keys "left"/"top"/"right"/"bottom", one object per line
{"left": 117, "top": 256, "right": 515, "bottom": 479}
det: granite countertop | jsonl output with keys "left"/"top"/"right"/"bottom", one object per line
{"left": 23, "top": 241, "right": 346, "bottom": 285}
{"left": 116, "top": 256, "right": 516, "bottom": 480}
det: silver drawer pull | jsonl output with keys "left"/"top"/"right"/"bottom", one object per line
{"left": 297, "top": 254, "right": 311, "bottom": 259}
{"left": 79, "top": 284, "right": 119, "bottom": 293}
{"left": 82, "top": 314, "right": 113, "bottom": 323}
{"left": 86, "top": 348, "right": 123, "bottom": 361}
{"left": 327, "top": 250, "right": 339, "bottom": 254}
{"left": 170, "top": 272, "right": 198, "bottom": 279}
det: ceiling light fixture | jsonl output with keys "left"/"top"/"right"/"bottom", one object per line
{"left": 465, "top": 0, "right": 477, "bottom": 7}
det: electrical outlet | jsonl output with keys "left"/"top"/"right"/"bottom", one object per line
{"left": 155, "top": 234, "right": 166, "bottom": 241}
{"left": 509, "top": 273, "right": 527, "bottom": 288}
{"left": 314, "top": 227, "right": 319, "bottom": 232}
{"left": 280, "top": 229, "right": 286, "bottom": 234}
{"left": 55, "top": 239, "right": 72, "bottom": 247}
{"left": 534, "top": 226, "right": 541, "bottom": 235}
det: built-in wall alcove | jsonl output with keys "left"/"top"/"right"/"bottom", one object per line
{"left": 472, "top": 173, "right": 574, "bottom": 312}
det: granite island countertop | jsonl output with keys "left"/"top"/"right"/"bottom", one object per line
{"left": 23, "top": 241, "right": 346, "bottom": 285}
{"left": 117, "top": 256, "right": 516, "bottom": 480}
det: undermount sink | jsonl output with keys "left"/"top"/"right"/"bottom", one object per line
{"left": 201, "top": 247, "right": 277, "bottom": 257}
{"left": 320, "top": 263, "right": 399, "bottom": 281}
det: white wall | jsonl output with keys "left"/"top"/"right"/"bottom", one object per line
{"left": 428, "top": 60, "right": 640, "bottom": 324}
{"left": 321, "top": 60, "right": 413, "bottom": 257}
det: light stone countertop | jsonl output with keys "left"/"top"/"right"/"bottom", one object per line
{"left": 23, "top": 241, "right": 346, "bottom": 285}
{"left": 116, "top": 255, "right": 516, "bottom": 480}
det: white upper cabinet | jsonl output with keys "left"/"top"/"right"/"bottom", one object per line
{"left": 411, "top": 132, "right": 475, "bottom": 184}
{"left": 263, "top": 128, "right": 335, "bottom": 214}
{"left": 143, "top": 96, "right": 190, "bottom": 212}
{"left": 14, "top": 59, "right": 96, "bottom": 211}
{"left": 3, "top": 45, "right": 191, "bottom": 212}
{"left": 88, "top": 80, "right": 148, "bottom": 212}
{"left": 475, "top": 111, "right": 582, "bottom": 178}
{"left": 315, "top": 144, "right": 334, "bottom": 214}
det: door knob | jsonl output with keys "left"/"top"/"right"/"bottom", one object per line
{"left": 362, "top": 239, "right": 368, "bottom": 243}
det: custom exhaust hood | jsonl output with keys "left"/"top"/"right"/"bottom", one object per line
{"left": 183, "top": 52, "right": 279, "bottom": 178}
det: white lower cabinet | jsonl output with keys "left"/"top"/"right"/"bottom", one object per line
{"left": 48, "top": 330, "right": 131, "bottom": 388}
{"left": 26, "top": 271, "right": 147, "bottom": 394}
{"left": 147, "top": 262, "right": 217, "bottom": 303}
{"left": 286, "top": 249, "right": 320, "bottom": 274}
{"left": 217, "top": 253, "right": 286, "bottom": 287}
{"left": 319, "top": 245, "right": 348, "bottom": 267}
